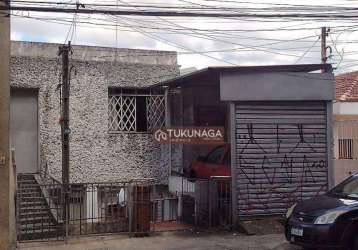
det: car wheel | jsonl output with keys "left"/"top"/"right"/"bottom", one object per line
{"left": 352, "top": 234, "right": 358, "bottom": 250}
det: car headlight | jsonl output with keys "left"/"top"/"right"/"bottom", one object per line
{"left": 285, "top": 203, "right": 297, "bottom": 218}
{"left": 314, "top": 210, "right": 346, "bottom": 225}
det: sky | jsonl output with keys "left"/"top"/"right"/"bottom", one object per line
{"left": 9, "top": 0, "right": 358, "bottom": 73}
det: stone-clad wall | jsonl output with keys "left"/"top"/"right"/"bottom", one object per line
{"left": 10, "top": 41, "right": 179, "bottom": 183}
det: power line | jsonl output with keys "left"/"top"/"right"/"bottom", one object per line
{"left": 295, "top": 36, "right": 320, "bottom": 64}
{"left": 4, "top": 4, "right": 358, "bottom": 19}
{"left": 112, "top": 15, "right": 238, "bottom": 65}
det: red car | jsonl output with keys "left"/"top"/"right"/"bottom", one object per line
{"left": 187, "top": 145, "right": 231, "bottom": 179}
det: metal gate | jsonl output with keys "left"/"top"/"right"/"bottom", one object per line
{"left": 16, "top": 174, "right": 154, "bottom": 241}
{"left": 234, "top": 101, "right": 328, "bottom": 217}
{"left": 180, "top": 177, "right": 232, "bottom": 229}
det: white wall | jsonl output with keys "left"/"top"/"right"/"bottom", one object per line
{"left": 334, "top": 160, "right": 358, "bottom": 185}
{"left": 333, "top": 102, "right": 358, "bottom": 115}
{"left": 333, "top": 103, "right": 358, "bottom": 184}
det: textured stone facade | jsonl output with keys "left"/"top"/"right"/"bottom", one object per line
{"left": 10, "top": 41, "right": 179, "bottom": 184}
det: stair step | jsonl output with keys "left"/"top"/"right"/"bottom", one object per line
{"left": 17, "top": 180, "right": 39, "bottom": 187}
{"left": 17, "top": 183, "right": 38, "bottom": 188}
{"left": 20, "top": 211, "right": 50, "bottom": 218}
{"left": 20, "top": 216, "right": 54, "bottom": 224}
{"left": 19, "top": 193, "right": 43, "bottom": 198}
{"left": 18, "top": 178, "right": 37, "bottom": 183}
{"left": 20, "top": 201, "right": 46, "bottom": 207}
{"left": 20, "top": 222, "right": 59, "bottom": 230}
{"left": 17, "top": 175, "right": 36, "bottom": 180}
{"left": 18, "top": 188, "right": 41, "bottom": 193}
{"left": 16, "top": 174, "right": 65, "bottom": 241}
{"left": 21, "top": 197, "right": 46, "bottom": 202}
{"left": 20, "top": 206, "right": 48, "bottom": 213}
{"left": 18, "top": 227, "right": 64, "bottom": 241}
{"left": 19, "top": 190, "right": 41, "bottom": 195}
{"left": 17, "top": 178, "right": 36, "bottom": 182}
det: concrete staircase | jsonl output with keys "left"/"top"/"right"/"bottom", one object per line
{"left": 17, "top": 174, "right": 63, "bottom": 241}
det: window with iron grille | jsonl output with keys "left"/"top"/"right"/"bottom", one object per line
{"left": 338, "top": 139, "right": 354, "bottom": 159}
{"left": 108, "top": 89, "right": 165, "bottom": 132}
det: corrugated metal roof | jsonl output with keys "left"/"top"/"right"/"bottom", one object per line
{"left": 150, "top": 64, "right": 331, "bottom": 89}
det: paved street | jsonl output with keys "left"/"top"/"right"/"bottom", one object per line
{"left": 17, "top": 231, "right": 301, "bottom": 250}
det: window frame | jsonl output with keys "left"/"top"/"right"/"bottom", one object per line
{"left": 338, "top": 138, "right": 354, "bottom": 159}
{"left": 108, "top": 89, "right": 166, "bottom": 134}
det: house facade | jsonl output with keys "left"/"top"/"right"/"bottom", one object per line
{"left": 154, "top": 65, "right": 335, "bottom": 220}
{"left": 10, "top": 41, "right": 179, "bottom": 184}
{"left": 334, "top": 71, "right": 358, "bottom": 184}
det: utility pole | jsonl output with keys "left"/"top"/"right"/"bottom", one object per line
{"left": 58, "top": 41, "right": 71, "bottom": 240}
{"left": 321, "top": 27, "right": 329, "bottom": 72}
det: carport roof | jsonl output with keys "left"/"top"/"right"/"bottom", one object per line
{"left": 151, "top": 64, "right": 332, "bottom": 89}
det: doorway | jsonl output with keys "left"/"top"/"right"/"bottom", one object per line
{"left": 10, "top": 89, "right": 38, "bottom": 174}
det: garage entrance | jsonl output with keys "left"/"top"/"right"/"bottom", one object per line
{"left": 10, "top": 89, "right": 38, "bottom": 174}
{"left": 152, "top": 64, "right": 334, "bottom": 226}
{"left": 234, "top": 101, "right": 328, "bottom": 217}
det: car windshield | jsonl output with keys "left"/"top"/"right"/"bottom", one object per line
{"left": 329, "top": 175, "right": 358, "bottom": 199}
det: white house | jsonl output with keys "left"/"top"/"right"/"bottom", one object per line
{"left": 333, "top": 71, "right": 358, "bottom": 184}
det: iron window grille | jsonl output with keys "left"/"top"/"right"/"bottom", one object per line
{"left": 338, "top": 139, "right": 354, "bottom": 159}
{"left": 108, "top": 92, "right": 165, "bottom": 133}
{"left": 335, "top": 121, "right": 358, "bottom": 160}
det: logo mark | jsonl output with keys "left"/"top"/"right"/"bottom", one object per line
{"left": 154, "top": 129, "right": 168, "bottom": 142}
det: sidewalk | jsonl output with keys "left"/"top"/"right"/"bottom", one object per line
{"left": 17, "top": 231, "right": 300, "bottom": 250}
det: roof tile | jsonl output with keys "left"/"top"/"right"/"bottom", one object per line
{"left": 336, "top": 71, "right": 358, "bottom": 101}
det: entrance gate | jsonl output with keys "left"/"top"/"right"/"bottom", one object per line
{"left": 174, "top": 176, "right": 232, "bottom": 230}
{"left": 16, "top": 175, "right": 154, "bottom": 241}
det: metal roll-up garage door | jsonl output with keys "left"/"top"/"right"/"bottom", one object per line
{"left": 235, "top": 101, "right": 328, "bottom": 217}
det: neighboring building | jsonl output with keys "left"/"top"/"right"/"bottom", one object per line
{"left": 180, "top": 67, "right": 197, "bottom": 75}
{"left": 10, "top": 41, "right": 179, "bottom": 184}
{"left": 333, "top": 71, "right": 358, "bottom": 184}
{"left": 154, "top": 64, "right": 335, "bottom": 220}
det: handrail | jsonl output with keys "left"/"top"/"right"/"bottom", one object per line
{"left": 41, "top": 162, "right": 61, "bottom": 185}
{"left": 34, "top": 174, "right": 63, "bottom": 224}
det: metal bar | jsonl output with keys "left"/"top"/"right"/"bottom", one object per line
{"left": 326, "top": 102, "right": 334, "bottom": 189}
{"left": 230, "top": 103, "right": 238, "bottom": 226}
{"left": 208, "top": 179, "right": 212, "bottom": 229}
{"left": 111, "top": 94, "right": 164, "bottom": 97}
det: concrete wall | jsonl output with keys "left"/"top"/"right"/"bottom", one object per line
{"left": 334, "top": 159, "right": 358, "bottom": 185}
{"left": 334, "top": 102, "right": 358, "bottom": 115}
{"left": 11, "top": 41, "right": 177, "bottom": 66}
{"left": 220, "top": 72, "right": 335, "bottom": 101}
{"left": 333, "top": 104, "right": 358, "bottom": 185}
{"left": 0, "top": 4, "right": 16, "bottom": 249}
{"left": 10, "top": 41, "right": 179, "bottom": 184}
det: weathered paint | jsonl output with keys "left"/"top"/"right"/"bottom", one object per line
{"left": 234, "top": 102, "right": 329, "bottom": 217}
{"left": 220, "top": 72, "right": 335, "bottom": 101}
{"left": 10, "top": 41, "right": 179, "bottom": 184}
{"left": 10, "top": 89, "right": 39, "bottom": 174}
